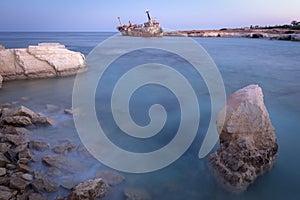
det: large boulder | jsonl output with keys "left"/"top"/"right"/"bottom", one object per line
{"left": 209, "top": 84, "right": 278, "bottom": 192}
{"left": 0, "top": 43, "right": 87, "bottom": 81}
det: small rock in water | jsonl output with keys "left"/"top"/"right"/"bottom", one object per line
{"left": 96, "top": 170, "right": 125, "bottom": 186}
{"left": 124, "top": 187, "right": 152, "bottom": 200}
{"left": 67, "top": 178, "right": 109, "bottom": 200}
{"left": 52, "top": 141, "right": 76, "bottom": 154}
{"left": 64, "top": 108, "right": 73, "bottom": 115}
{"left": 29, "top": 140, "right": 50, "bottom": 151}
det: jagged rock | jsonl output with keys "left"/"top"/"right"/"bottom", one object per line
{"left": 10, "top": 176, "right": 30, "bottom": 191}
{"left": 124, "top": 188, "right": 151, "bottom": 200}
{"left": 2, "top": 126, "right": 32, "bottom": 135}
{"left": 15, "top": 106, "right": 37, "bottom": 119}
{"left": 96, "top": 171, "right": 125, "bottom": 186}
{"left": 209, "top": 85, "right": 278, "bottom": 192}
{"left": 31, "top": 116, "right": 54, "bottom": 126}
{"left": 31, "top": 177, "right": 58, "bottom": 193}
{"left": 67, "top": 178, "right": 109, "bottom": 200}
{"left": 29, "top": 140, "right": 50, "bottom": 151}
{"left": 0, "top": 43, "right": 87, "bottom": 83}
{"left": 1, "top": 116, "right": 32, "bottom": 127}
{"left": 5, "top": 134, "right": 29, "bottom": 146}
{"left": 52, "top": 141, "right": 76, "bottom": 154}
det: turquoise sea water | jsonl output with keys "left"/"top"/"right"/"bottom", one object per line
{"left": 0, "top": 33, "right": 299, "bottom": 199}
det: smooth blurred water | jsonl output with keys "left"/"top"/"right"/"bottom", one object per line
{"left": 0, "top": 33, "right": 299, "bottom": 199}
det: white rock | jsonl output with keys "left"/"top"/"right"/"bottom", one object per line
{"left": 0, "top": 43, "right": 87, "bottom": 82}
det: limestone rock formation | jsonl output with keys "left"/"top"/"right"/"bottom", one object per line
{"left": 209, "top": 84, "right": 278, "bottom": 192}
{"left": 0, "top": 43, "right": 87, "bottom": 83}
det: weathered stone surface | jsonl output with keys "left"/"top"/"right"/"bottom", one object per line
{"left": 18, "top": 163, "right": 32, "bottom": 173}
{"left": 124, "top": 188, "right": 151, "bottom": 200}
{"left": 42, "top": 154, "right": 74, "bottom": 172}
{"left": 1, "top": 116, "right": 32, "bottom": 127}
{"left": 5, "top": 134, "right": 29, "bottom": 146}
{"left": 31, "top": 116, "right": 54, "bottom": 126}
{"left": 10, "top": 176, "right": 30, "bottom": 191}
{"left": 96, "top": 171, "right": 125, "bottom": 186}
{"left": 64, "top": 109, "right": 73, "bottom": 115}
{"left": 29, "top": 140, "right": 50, "bottom": 151}
{"left": 52, "top": 141, "right": 76, "bottom": 154}
{"left": 15, "top": 106, "right": 37, "bottom": 119}
{"left": 67, "top": 178, "right": 109, "bottom": 200}
{"left": 31, "top": 177, "right": 58, "bottom": 193}
{"left": 22, "top": 173, "right": 33, "bottom": 181}
{"left": 0, "top": 43, "right": 87, "bottom": 84}
{"left": 2, "top": 126, "right": 32, "bottom": 135}
{"left": 209, "top": 85, "right": 278, "bottom": 192}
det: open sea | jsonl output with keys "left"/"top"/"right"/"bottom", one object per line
{"left": 0, "top": 32, "right": 300, "bottom": 199}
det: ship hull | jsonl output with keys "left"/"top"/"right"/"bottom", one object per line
{"left": 120, "top": 27, "right": 163, "bottom": 37}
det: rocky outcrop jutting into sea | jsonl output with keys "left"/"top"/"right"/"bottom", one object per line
{"left": 0, "top": 43, "right": 87, "bottom": 84}
{"left": 209, "top": 84, "right": 278, "bottom": 192}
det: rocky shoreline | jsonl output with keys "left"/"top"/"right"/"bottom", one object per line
{"left": 0, "top": 43, "right": 87, "bottom": 89}
{"left": 0, "top": 102, "right": 153, "bottom": 200}
{"left": 164, "top": 29, "right": 300, "bottom": 41}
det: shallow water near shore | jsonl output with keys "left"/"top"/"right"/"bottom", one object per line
{"left": 0, "top": 33, "right": 300, "bottom": 199}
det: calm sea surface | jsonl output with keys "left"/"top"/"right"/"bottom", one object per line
{"left": 0, "top": 32, "right": 299, "bottom": 199}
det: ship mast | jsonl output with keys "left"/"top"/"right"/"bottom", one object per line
{"left": 117, "top": 17, "right": 123, "bottom": 26}
{"left": 145, "top": 10, "right": 151, "bottom": 22}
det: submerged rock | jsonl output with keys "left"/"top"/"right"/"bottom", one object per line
{"left": 29, "top": 140, "right": 50, "bottom": 151}
{"left": 96, "top": 171, "right": 125, "bottom": 186}
{"left": 209, "top": 84, "right": 278, "bottom": 192}
{"left": 52, "top": 141, "right": 76, "bottom": 154}
{"left": 124, "top": 187, "right": 151, "bottom": 200}
{"left": 67, "top": 178, "right": 109, "bottom": 200}
{"left": 0, "top": 43, "right": 87, "bottom": 83}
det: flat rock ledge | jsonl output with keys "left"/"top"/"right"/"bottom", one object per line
{"left": 0, "top": 43, "right": 87, "bottom": 87}
{"left": 209, "top": 84, "right": 278, "bottom": 193}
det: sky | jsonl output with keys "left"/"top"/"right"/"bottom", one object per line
{"left": 0, "top": 0, "right": 299, "bottom": 31}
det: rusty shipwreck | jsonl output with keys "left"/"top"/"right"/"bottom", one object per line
{"left": 117, "top": 10, "right": 163, "bottom": 37}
